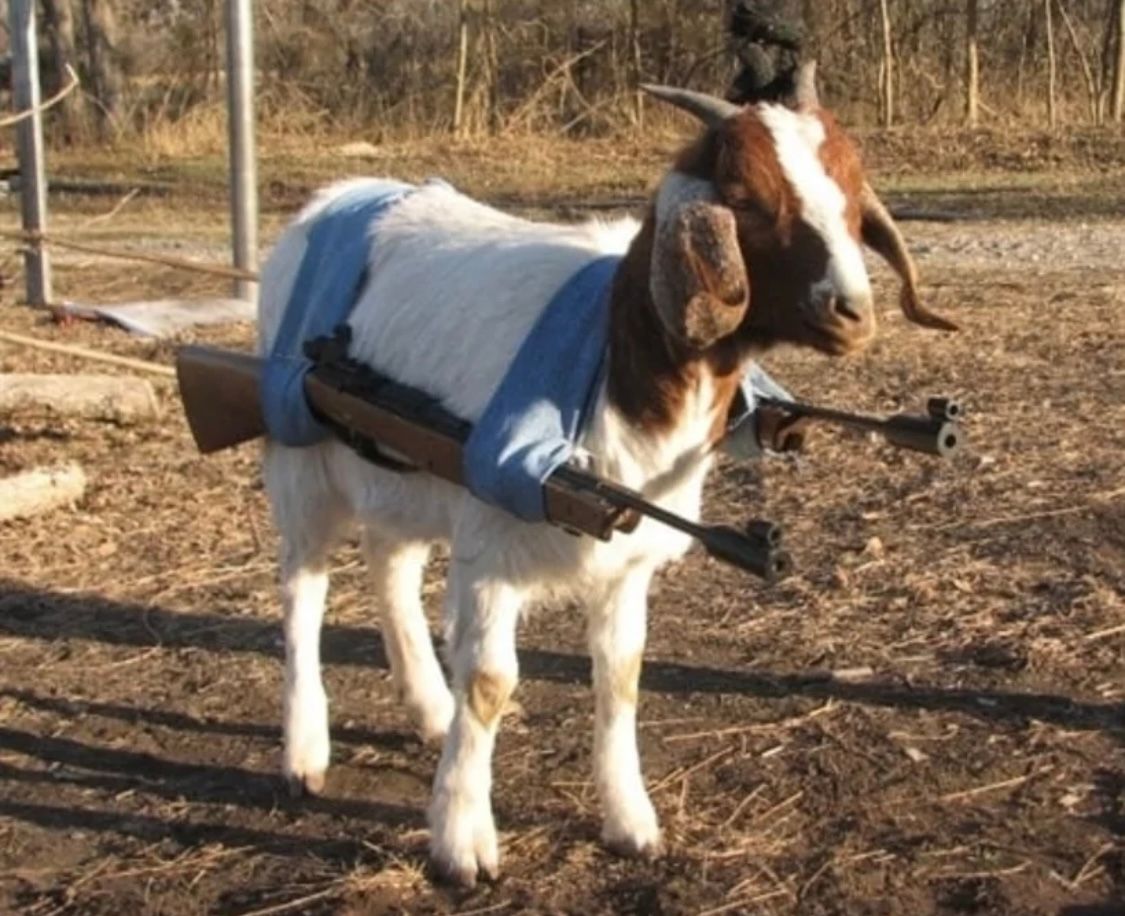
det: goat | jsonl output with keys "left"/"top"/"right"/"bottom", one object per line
{"left": 256, "top": 77, "right": 953, "bottom": 887}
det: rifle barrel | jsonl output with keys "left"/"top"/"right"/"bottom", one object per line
{"left": 553, "top": 466, "right": 791, "bottom": 582}
{"left": 760, "top": 397, "right": 886, "bottom": 434}
{"left": 759, "top": 396, "right": 963, "bottom": 458}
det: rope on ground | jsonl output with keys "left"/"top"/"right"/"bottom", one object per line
{"left": 0, "top": 65, "right": 80, "bottom": 130}
{"left": 0, "top": 330, "right": 176, "bottom": 378}
{"left": 0, "top": 229, "right": 260, "bottom": 283}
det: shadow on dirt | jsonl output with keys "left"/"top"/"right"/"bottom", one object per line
{"left": 0, "top": 797, "right": 381, "bottom": 871}
{"left": 1, "top": 580, "right": 1121, "bottom": 741}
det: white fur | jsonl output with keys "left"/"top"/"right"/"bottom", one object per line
{"left": 756, "top": 105, "right": 873, "bottom": 310}
{"left": 259, "top": 179, "right": 717, "bottom": 885}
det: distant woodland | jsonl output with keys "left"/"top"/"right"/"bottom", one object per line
{"left": 4, "top": 0, "right": 1124, "bottom": 141}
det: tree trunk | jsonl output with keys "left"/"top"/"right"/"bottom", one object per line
{"left": 482, "top": 0, "right": 499, "bottom": 132}
{"left": 39, "top": 0, "right": 83, "bottom": 139}
{"left": 1113, "top": 0, "right": 1125, "bottom": 121}
{"left": 964, "top": 0, "right": 980, "bottom": 125}
{"left": 1045, "top": 0, "right": 1057, "bottom": 127}
{"left": 1055, "top": 0, "right": 1101, "bottom": 123}
{"left": 79, "top": 0, "right": 122, "bottom": 136}
{"left": 878, "top": 0, "right": 894, "bottom": 127}
{"left": 629, "top": 0, "right": 643, "bottom": 127}
{"left": 453, "top": 0, "right": 469, "bottom": 135}
{"left": 1017, "top": 1, "right": 1039, "bottom": 110}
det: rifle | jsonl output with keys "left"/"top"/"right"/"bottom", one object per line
{"left": 175, "top": 330, "right": 792, "bottom": 582}
{"left": 759, "top": 395, "right": 964, "bottom": 458}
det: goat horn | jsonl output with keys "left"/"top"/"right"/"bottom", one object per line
{"left": 859, "top": 182, "right": 959, "bottom": 332}
{"left": 640, "top": 84, "right": 741, "bottom": 127}
{"left": 794, "top": 61, "right": 819, "bottom": 109}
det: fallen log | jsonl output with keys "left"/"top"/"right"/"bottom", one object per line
{"left": 0, "top": 463, "right": 87, "bottom": 522}
{"left": 0, "top": 374, "right": 160, "bottom": 424}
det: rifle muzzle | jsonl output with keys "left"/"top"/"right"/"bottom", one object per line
{"left": 883, "top": 415, "right": 962, "bottom": 458}
{"left": 701, "top": 524, "right": 792, "bottom": 582}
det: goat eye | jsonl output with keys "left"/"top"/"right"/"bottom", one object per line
{"left": 730, "top": 197, "right": 768, "bottom": 218}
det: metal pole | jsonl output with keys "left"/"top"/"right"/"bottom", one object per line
{"left": 9, "top": 0, "right": 53, "bottom": 306}
{"left": 226, "top": 0, "right": 258, "bottom": 301}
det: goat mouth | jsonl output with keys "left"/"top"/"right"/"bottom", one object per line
{"left": 800, "top": 319, "right": 873, "bottom": 356}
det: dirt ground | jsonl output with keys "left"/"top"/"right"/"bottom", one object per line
{"left": 0, "top": 132, "right": 1122, "bottom": 915}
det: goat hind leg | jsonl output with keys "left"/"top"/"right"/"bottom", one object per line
{"left": 361, "top": 532, "right": 453, "bottom": 742}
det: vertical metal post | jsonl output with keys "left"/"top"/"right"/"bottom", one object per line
{"left": 226, "top": 0, "right": 258, "bottom": 301}
{"left": 9, "top": 0, "right": 53, "bottom": 306}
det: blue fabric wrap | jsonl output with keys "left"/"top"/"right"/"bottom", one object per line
{"left": 262, "top": 180, "right": 414, "bottom": 447}
{"left": 463, "top": 255, "right": 622, "bottom": 522}
{"left": 723, "top": 363, "right": 793, "bottom": 460}
{"left": 730, "top": 363, "right": 792, "bottom": 426}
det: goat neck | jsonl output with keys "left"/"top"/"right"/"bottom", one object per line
{"left": 606, "top": 214, "right": 744, "bottom": 445}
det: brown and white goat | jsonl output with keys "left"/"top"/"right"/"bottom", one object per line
{"left": 255, "top": 74, "right": 954, "bottom": 886}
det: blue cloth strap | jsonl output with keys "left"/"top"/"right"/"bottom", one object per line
{"left": 262, "top": 180, "right": 414, "bottom": 446}
{"left": 463, "top": 255, "right": 622, "bottom": 522}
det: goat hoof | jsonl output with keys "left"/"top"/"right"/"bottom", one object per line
{"left": 604, "top": 830, "right": 665, "bottom": 861}
{"left": 285, "top": 770, "right": 326, "bottom": 798}
{"left": 429, "top": 856, "right": 479, "bottom": 889}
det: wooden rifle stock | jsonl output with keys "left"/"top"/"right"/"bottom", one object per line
{"left": 176, "top": 345, "right": 266, "bottom": 453}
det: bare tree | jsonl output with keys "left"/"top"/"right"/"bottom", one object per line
{"left": 1113, "top": 0, "right": 1125, "bottom": 121}
{"left": 1055, "top": 0, "right": 1101, "bottom": 123}
{"left": 878, "top": 0, "right": 894, "bottom": 127}
{"left": 79, "top": 0, "right": 122, "bottom": 135}
{"left": 453, "top": 0, "right": 469, "bottom": 135}
{"left": 629, "top": 0, "right": 643, "bottom": 126}
{"left": 40, "top": 0, "right": 82, "bottom": 137}
{"left": 1045, "top": 0, "right": 1058, "bottom": 126}
{"left": 964, "top": 0, "right": 980, "bottom": 125}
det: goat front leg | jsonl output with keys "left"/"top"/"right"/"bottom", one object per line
{"left": 588, "top": 569, "right": 663, "bottom": 857}
{"left": 428, "top": 562, "right": 522, "bottom": 887}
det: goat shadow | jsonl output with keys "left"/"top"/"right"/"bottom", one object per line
{"left": 0, "top": 578, "right": 1121, "bottom": 742}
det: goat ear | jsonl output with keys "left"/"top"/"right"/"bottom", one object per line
{"left": 650, "top": 200, "right": 749, "bottom": 350}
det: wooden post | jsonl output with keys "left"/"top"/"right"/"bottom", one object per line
{"left": 8, "top": 0, "right": 53, "bottom": 306}
{"left": 965, "top": 0, "right": 980, "bottom": 126}
{"left": 1045, "top": 0, "right": 1057, "bottom": 128}
{"left": 878, "top": 0, "right": 895, "bottom": 127}
{"left": 226, "top": 0, "right": 259, "bottom": 301}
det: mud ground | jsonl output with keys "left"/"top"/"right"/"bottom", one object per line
{"left": 0, "top": 140, "right": 1122, "bottom": 915}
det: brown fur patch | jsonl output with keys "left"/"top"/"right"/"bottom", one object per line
{"left": 467, "top": 670, "right": 512, "bottom": 728}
